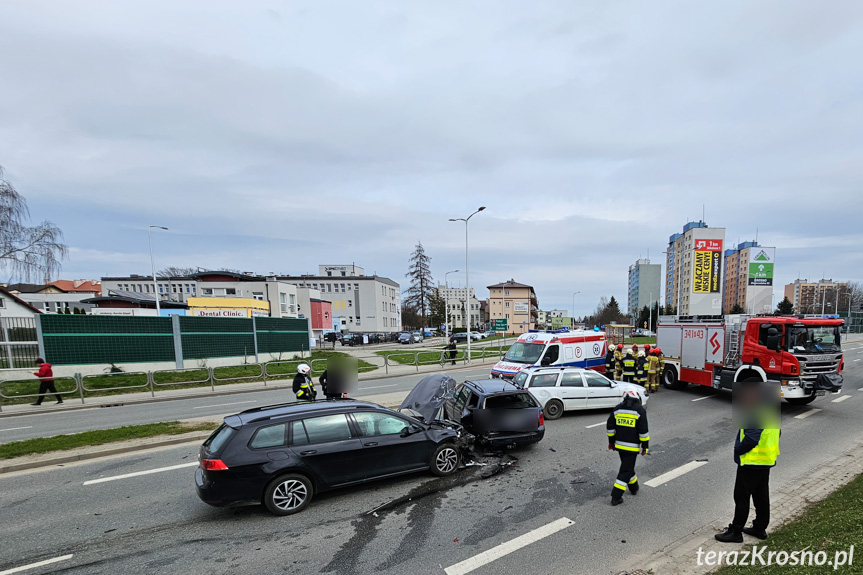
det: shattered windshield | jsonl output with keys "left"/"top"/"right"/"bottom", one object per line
{"left": 788, "top": 326, "right": 841, "bottom": 353}
{"left": 503, "top": 342, "right": 545, "bottom": 364}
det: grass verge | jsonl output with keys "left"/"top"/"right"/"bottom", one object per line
{"left": 0, "top": 421, "right": 217, "bottom": 459}
{"left": 714, "top": 473, "right": 863, "bottom": 574}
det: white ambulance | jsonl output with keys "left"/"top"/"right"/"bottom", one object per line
{"left": 491, "top": 328, "right": 609, "bottom": 380}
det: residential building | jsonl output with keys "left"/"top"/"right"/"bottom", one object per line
{"left": 487, "top": 279, "right": 538, "bottom": 334}
{"left": 664, "top": 221, "right": 726, "bottom": 315}
{"left": 723, "top": 242, "right": 776, "bottom": 314}
{"left": 81, "top": 290, "right": 187, "bottom": 316}
{"left": 102, "top": 272, "right": 299, "bottom": 318}
{"left": 3, "top": 281, "right": 100, "bottom": 314}
{"left": 435, "top": 285, "right": 481, "bottom": 330}
{"left": 0, "top": 286, "right": 42, "bottom": 318}
{"left": 280, "top": 265, "right": 400, "bottom": 333}
{"left": 547, "top": 309, "right": 568, "bottom": 318}
{"left": 628, "top": 258, "right": 662, "bottom": 315}
{"left": 479, "top": 300, "right": 489, "bottom": 328}
{"left": 536, "top": 309, "right": 548, "bottom": 328}
{"left": 784, "top": 279, "right": 848, "bottom": 315}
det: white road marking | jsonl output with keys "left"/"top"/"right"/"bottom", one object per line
{"left": 0, "top": 426, "right": 33, "bottom": 432}
{"left": 832, "top": 395, "right": 851, "bottom": 403}
{"left": 794, "top": 408, "right": 822, "bottom": 419}
{"left": 0, "top": 554, "right": 74, "bottom": 575}
{"left": 691, "top": 395, "right": 715, "bottom": 402}
{"left": 444, "top": 517, "right": 574, "bottom": 575}
{"left": 854, "top": 359, "right": 861, "bottom": 362}
{"left": 585, "top": 421, "right": 606, "bottom": 429}
{"left": 357, "top": 384, "right": 399, "bottom": 390}
{"left": 83, "top": 462, "right": 198, "bottom": 485}
{"left": 645, "top": 461, "right": 709, "bottom": 488}
{"left": 192, "top": 400, "right": 256, "bottom": 410}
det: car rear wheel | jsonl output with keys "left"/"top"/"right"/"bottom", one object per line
{"left": 543, "top": 399, "right": 564, "bottom": 420}
{"left": 263, "top": 474, "right": 313, "bottom": 516}
{"left": 430, "top": 443, "right": 460, "bottom": 476}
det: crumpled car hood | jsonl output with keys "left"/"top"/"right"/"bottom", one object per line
{"left": 398, "top": 373, "right": 457, "bottom": 423}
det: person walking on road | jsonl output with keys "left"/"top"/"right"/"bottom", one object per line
{"left": 621, "top": 350, "right": 636, "bottom": 383}
{"left": 715, "top": 383, "right": 780, "bottom": 543}
{"left": 293, "top": 363, "right": 316, "bottom": 401}
{"left": 606, "top": 389, "right": 649, "bottom": 506}
{"left": 447, "top": 338, "right": 458, "bottom": 366}
{"left": 30, "top": 357, "right": 62, "bottom": 406}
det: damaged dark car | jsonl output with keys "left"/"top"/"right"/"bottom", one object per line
{"left": 400, "top": 375, "right": 545, "bottom": 449}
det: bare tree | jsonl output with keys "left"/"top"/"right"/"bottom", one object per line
{"left": 158, "top": 266, "right": 199, "bottom": 277}
{"left": 0, "top": 166, "right": 68, "bottom": 282}
{"left": 845, "top": 281, "right": 863, "bottom": 312}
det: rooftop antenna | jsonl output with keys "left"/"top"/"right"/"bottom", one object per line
{"left": 755, "top": 227, "right": 758, "bottom": 244}
{"left": 702, "top": 204, "right": 705, "bottom": 223}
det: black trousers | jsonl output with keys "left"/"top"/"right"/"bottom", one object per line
{"left": 622, "top": 374, "right": 635, "bottom": 383}
{"left": 35, "top": 379, "right": 62, "bottom": 404}
{"left": 732, "top": 465, "right": 771, "bottom": 530}
{"left": 612, "top": 450, "right": 639, "bottom": 498}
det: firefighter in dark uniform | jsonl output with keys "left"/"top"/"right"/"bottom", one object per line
{"left": 614, "top": 344, "right": 624, "bottom": 380}
{"left": 621, "top": 351, "right": 636, "bottom": 383}
{"left": 293, "top": 363, "right": 316, "bottom": 400}
{"left": 605, "top": 345, "right": 616, "bottom": 376}
{"left": 606, "top": 390, "right": 649, "bottom": 505}
{"left": 636, "top": 350, "right": 647, "bottom": 389}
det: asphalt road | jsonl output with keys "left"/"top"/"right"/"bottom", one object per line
{"left": 1, "top": 344, "right": 861, "bottom": 575}
{"left": 0, "top": 366, "right": 493, "bottom": 443}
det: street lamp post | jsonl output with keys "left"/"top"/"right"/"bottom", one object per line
{"left": 444, "top": 269, "right": 460, "bottom": 342}
{"left": 449, "top": 207, "right": 486, "bottom": 363}
{"left": 571, "top": 291, "right": 581, "bottom": 328}
{"left": 147, "top": 225, "right": 169, "bottom": 315}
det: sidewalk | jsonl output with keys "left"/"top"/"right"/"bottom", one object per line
{"left": 622, "top": 438, "right": 863, "bottom": 575}
{"left": 0, "top": 356, "right": 496, "bottom": 418}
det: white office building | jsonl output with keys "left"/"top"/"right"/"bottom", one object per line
{"left": 436, "top": 285, "right": 481, "bottom": 330}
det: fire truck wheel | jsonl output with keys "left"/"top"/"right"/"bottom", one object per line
{"left": 785, "top": 396, "right": 816, "bottom": 406}
{"left": 663, "top": 367, "right": 686, "bottom": 390}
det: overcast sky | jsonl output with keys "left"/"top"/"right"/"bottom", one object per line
{"left": 1, "top": 1, "right": 862, "bottom": 316}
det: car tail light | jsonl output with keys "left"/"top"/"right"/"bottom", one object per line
{"left": 538, "top": 412, "right": 545, "bottom": 426}
{"left": 201, "top": 459, "right": 229, "bottom": 471}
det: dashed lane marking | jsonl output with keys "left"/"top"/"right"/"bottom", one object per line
{"left": 0, "top": 426, "right": 33, "bottom": 432}
{"left": 794, "top": 408, "right": 822, "bottom": 419}
{"left": 832, "top": 395, "right": 851, "bottom": 403}
{"left": 691, "top": 395, "right": 716, "bottom": 402}
{"left": 585, "top": 421, "right": 606, "bottom": 429}
{"left": 192, "top": 400, "right": 256, "bottom": 410}
{"left": 83, "top": 462, "right": 198, "bottom": 486}
{"left": 0, "top": 554, "right": 74, "bottom": 575}
{"left": 645, "top": 461, "right": 709, "bottom": 488}
{"left": 444, "top": 517, "right": 574, "bottom": 575}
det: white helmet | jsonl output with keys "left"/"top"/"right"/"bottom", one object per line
{"left": 624, "top": 389, "right": 640, "bottom": 399}
{"left": 638, "top": 350, "right": 645, "bottom": 358}
{"left": 297, "top": 363, "right": 311, "bottom": 375}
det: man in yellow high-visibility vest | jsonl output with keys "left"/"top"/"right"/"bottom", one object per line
{"left": 715, "top": 384, "right": 780, "bottom": 543}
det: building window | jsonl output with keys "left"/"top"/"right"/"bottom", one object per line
{"left": 280, "top": 293, "right": 287, "bottom": 313}
{"left": 354, "top": 283, "right": 359, "bottom": 291}
{"left": 226, "top": 288, "right": 237, "bottom": 295}
{"left": 202, "top": 288, "right": 213, "bottom": 295}
{"left": 505, "top": 302, "right": 510, "bottom": 308}
{"left": 341, "top": 271, "right": 346, "bottom": 276}
{"left": 172, "top": 285, "right": 177, "bottom": 293}
{"left": 327, "top": 271, "right": 333, "bottom": 277}
{"left": 252, "top": 292, "right": 264, "bottom": 301}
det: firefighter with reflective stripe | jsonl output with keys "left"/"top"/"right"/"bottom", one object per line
{"left": 655, "top": 348, "right": 664, "bottom": 389}
{"left": 606, "top": 390, "right": 649, "bottom": 505}
{"left": 647, "top": 349, "right": 660, "bottom": 393}
{"left": 716, "top": 383, "right": 780, "bottom": 543}
{"left": 293, "top": 363, "right": 316, "bottom": 401}
{"left": 605, "top": 346, "right": 616, "bottom": 376}
{"left": 621, "top": 351, "right": 636, "bottom": 383}
{"left": 636, "top": 350, "right": 647, "bottom": 388}
{"left": 614, "top": 344, "right": 624, "bottom": 380}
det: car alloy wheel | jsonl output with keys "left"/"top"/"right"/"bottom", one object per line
{"left": 431, "top": 444, "right": 459, "bottom": 476}
{"left": 264, "top": 474, "right": 313, "bottom": 515}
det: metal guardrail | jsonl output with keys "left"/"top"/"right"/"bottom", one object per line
{"left": 0, "top": 344, "right": 514, "bottom": 409}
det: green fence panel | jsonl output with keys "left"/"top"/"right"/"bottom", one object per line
{"left": 255, "top": 317, "right": 309, "bottom": 355}
{"left": 179, "top": 316, "right": 255, "bottom": 360}
{"left": 40, "top": 315, "right": 174, "bottom": 365}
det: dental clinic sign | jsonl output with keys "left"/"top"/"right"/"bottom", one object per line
{"left": 196, "top": 309, "right": 248, "bottom": 318}
{"left": 748, "top": 248, "right": 775, "bottom": 286}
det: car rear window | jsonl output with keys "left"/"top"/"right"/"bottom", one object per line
{"left": 204, "top": 424, "right": 236, "bottom": 454}
{"left": 485, "top": 392, "right": 537, "bottom": 409}
{"left": 302, "top": 414, "right": 353, "bottom": 444}
{"left": 250, "top": 423, "right": 287, "bottom": 449}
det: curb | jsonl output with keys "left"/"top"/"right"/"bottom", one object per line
{"left": 0, "top": 361, "right": 496, "bottom": 419}
{"left": 0, "top": 432, "right": 213, "bottom": 475}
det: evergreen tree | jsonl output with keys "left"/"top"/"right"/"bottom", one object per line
{"left": 428, "top": 290, "right": 446, "bottom": 329}
{"left": 776, "top": 296, "right": 794, "bottom": 315}
{"left": 403, "top": 242, "right": 434, "bottom": 328}
{"left": 729, "top": 303, "right": 745, "bottom": 315}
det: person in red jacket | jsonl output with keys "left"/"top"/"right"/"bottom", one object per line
{"left": 31, "top": 358, "right": 63, "bottom": 406}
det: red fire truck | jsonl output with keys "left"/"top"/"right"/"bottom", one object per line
{"left": 656, "top": 315, "right": 845, "bottom": 405}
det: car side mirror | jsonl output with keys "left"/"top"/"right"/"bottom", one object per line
{"left": 400, "top": 425, "right": 420, "bottom": 437}
{"left": 766, "top": 335, "right": 781, "bottom": 352}
{"left": 541, "top": 357, "right": 552, "bottom": 366}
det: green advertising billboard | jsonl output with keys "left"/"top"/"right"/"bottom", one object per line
{"left": 748, "top": 248, "right": 775, "bottom": 286}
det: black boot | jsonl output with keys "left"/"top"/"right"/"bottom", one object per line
{"left": 715, "top": 525, "right": 743, "bottom": 543}
{"left": 611, "top": 497, "right": 623, "bottom": 506}
{"left": 629, "top": 483, "right": 639, "bottom": 495}
{"left": 743, "top": 526, "right": 768, "bottom": 540}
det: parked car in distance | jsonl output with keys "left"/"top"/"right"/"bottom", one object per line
{"left": 411, "top": 331, "right": 424, "bottom": 343}
{"left": 195, "top": 400, "right": 462, "bottom": 516}
{"left": 398, "top": 332, "right": 413, "bottom": 344}
{"left": 340, "top": 333, "right": 364, "bottom": 346}
{"left": 468, "top": 332, "right": 483, "bottom": 341}
{"left": 514, "top": 366, "right": 648, "bottom": 420}
{"left": 450, "top": 332, "right": 469, "bottom": 343}
{"left": 444, "top": 380, "right": 545, "bottom": 448}
{"left": 482, "top": 331, "right": 494, "bottom": 338}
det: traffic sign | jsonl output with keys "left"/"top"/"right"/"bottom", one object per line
{"left": 491, "top": 318, "right": 508, "bottom": 331}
